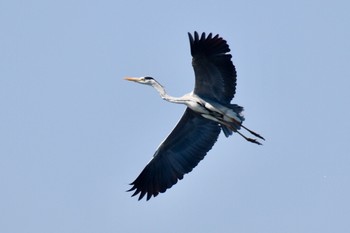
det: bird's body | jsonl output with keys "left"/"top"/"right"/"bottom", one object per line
{"left": 163, "top": 90, "right": 245, "bottom": 137}
{"left": 125, "top": 32, "right": 264, "bottom": 200}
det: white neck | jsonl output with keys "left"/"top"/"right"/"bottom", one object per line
{"left": 151, "top": 80, "right": 187, "bottom": 104}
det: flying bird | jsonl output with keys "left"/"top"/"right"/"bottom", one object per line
{"left": 125, "top": 31, "right": 264, "bottom": 201}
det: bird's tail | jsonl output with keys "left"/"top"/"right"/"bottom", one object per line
{"left": 221, "top": 104, "right": 264, "bottom": 145}
{"left": 221, "top": 104, "right": 244, "bottom": 137}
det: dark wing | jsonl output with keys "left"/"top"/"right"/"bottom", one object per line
{"left": 128, "top": 108, "right": 221, "bottom": 200}
{"left": 189, "top": 31, "right": 237, "bottom": 103}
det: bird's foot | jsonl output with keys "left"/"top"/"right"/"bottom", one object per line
{"left": 246, "top": 137, "right": 262, "bottom": 145}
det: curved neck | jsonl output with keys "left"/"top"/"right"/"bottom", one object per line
{"left": 151, "top": 80, "right": 186, "bottom": 104}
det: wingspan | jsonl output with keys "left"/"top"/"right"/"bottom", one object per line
{"left": 128, "top": 108, "right": 221, "bottom": 200}
{"left": 189, "top": 31, "right": 237, "bottom": 103}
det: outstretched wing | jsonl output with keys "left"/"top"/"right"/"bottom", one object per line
{"left": 189, "top": 31, "right": 237, "bottom": 103}
{"left": 128, "top": 108, "right": 221, "bottom": 200}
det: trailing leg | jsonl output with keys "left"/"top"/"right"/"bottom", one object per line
{"left": 240, "top": 124, "right": 265, "bottom": 141}
{"left": 236, "top": 130, "right": 262, "bottom": 145}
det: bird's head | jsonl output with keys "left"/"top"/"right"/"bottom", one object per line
{"left": 124, "top": 76, "right": 156, "bottom": 86}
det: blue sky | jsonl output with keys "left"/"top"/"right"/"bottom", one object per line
{"left": 1, "top": 0, "right": 349, "bottom": 232}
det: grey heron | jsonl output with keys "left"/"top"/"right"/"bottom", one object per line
{"left": 125, "top": 31, "right": 264, "bottom": 201}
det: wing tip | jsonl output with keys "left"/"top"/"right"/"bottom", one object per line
{"left": 188, "top": 31, "right": 230, "bottom": 56}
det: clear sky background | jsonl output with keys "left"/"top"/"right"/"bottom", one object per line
{"left": 1, "top": 0, "right": 349, "bottom": 232}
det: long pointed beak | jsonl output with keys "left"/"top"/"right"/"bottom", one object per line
{"left": 124, "top": 77, "right": 141, "bottom": 82}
